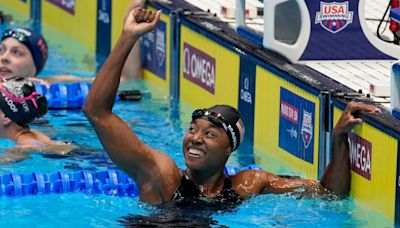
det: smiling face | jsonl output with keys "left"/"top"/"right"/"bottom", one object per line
{"left": 0, "top": 38, "right": 36, "bottom": 79}
{"left": 182, "top": 118, "right": 232, "bottom": 172}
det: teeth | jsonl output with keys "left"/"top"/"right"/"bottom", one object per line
{"left": 188, "top": 148, "right": 205, "bottom": 157}
{"left": 0, "top": 68, "right": 11, "bottom": 73}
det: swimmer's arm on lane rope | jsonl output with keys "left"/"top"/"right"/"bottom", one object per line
{"left": 83, "top": 8, "right": 181, "bottom": 203}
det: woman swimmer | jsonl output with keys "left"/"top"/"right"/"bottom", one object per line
{"left": 0, "top": 77, "right": 76, "bottom": 164}
{"left": 84, "top": 7, "right": 382, "bottom": 205}
{"left": 0, "top": 27, "right": 93, "bottom": 86}
{"left": 1, "top": 0, "right": 146, "bottom": 83}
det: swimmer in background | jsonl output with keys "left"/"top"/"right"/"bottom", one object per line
{"left": 84, "top": 7, "right": 381, "bottom": 205}
{"left": 121, "top": 0, "right": 146, "bottom": 81}
{"left": 0, "top": 0, "right": 146, "bottom": 85}
{"left": 0, "top": 77, "right": 76, "bottom": 164}
{"left": 0, "top": 28, "right": 93, "bottom": 86}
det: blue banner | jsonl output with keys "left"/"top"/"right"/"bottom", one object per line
{"left": 141, "top": 20, "right": 167, "bottom": 79}
{"left": 237, "top": 56, "right": 256, "bottom": 165}
{"left": 238, "top": 56, "right": 255, "bottom": 145}
{"left": 96, "top": 0, "right": 111, "bottom": 68}
{"left": 300, "top": 0, "right": 391, "bottom": 60}
{"left": 279, "top": 87, "right": 315, "bottom": 163}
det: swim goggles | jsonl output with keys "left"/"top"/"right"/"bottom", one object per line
{"left": 192, "top": 108, "right": 239, "bottom": 151}
{"left": 0, "top": 78, "right": 40, "bottom": 109}
{"left": 2, "top": 29, "right": 30, "bottom": 43}
{"left": 192, "top": 109, "right": 227, "bottom": 129}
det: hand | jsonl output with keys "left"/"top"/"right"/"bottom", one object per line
{"left": 123, "top": 8, "right": 161, "bottom": 37}
{"left": 123, "top": 0, "right": 146, "bottom": 23}
{"left": 333, "top": 101, "right": 381, "bottom": 136}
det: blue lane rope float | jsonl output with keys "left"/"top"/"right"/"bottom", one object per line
{"left": 0, "top": 165, "right": 262, "bottom": 197}
{"left": 34, "top": 82, "right": 144, "bottom": 109}
{"left": 34, "top": 82, "right": 92, "bottom": 109}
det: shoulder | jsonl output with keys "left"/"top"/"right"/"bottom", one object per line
{"left": 229, "top": 169, "right": 278, "bottom": 197}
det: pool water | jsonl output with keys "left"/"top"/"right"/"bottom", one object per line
{"left": 0, "top": 86, "right": 392, "bottom": 227}
{"left": 0, "top": 24, "right": 393, "bottom": 227}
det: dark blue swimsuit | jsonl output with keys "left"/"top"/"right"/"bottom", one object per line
{"left": 119, "top": 171, "right": 242, "bottom": 227}
{"left": 172, "top": 171, "right": 242, "bottom": 205}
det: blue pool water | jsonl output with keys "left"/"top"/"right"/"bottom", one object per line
{"left": 0, "top": 24, "right": 393, "bottom": 227}
{"left": 0, "top": 84, "right": 391, "bottom": 227}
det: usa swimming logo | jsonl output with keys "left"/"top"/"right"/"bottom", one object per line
{"left": 156, "top": 28, "right": 165, "bottom": 67}
{"left": 315, "top": 1, "right": 353, "bottom": 33}
{"left": 301, "top": 110, "right": 313, "bottom": 149}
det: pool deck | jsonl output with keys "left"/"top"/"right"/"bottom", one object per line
{"left": 184, "top": 0, "right": 398, "bottom": 108}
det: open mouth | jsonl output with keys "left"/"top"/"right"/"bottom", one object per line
{"left": 0, "top": 67, "right": 12, "bottom": 76}
{"left": 188, "top": 148, "right": 206, "bottom": 158}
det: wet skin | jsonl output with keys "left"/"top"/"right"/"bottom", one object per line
{"left": 83, "top": 8, "right": 381, "bottom": 205}
{"left": 183, "top": 118, "right": 231, "bottom": 174}
{"left": 0, "top": 38, "right": 36, "bottom": 79}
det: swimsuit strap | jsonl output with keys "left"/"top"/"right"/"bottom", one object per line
{"left": 172, "top": 170, "right": 241, "bottom": 203}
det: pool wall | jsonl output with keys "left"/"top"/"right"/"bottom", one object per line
{"left": 1, "top": 0, "right": 400, "bottom": 225}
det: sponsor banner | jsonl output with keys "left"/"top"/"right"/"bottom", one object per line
{"left": 301, "top": 0, "right": 391, "bottom": 60}
{"left": 238, "top": 56, "right": 256, "bottom": 151}
{"left": 279, "top": 87, "right": 315, "bottom": 163}
{"left": 96, "top": 0, "right": 111, "bottom": 65}
{"left": 182, "top": 43, "right": 216, "bottom": 94}
{"left": 333, "top": 106, "right": 397, "bottom": 221}
{"left": 142, "top": 20, "right": 167, "bottom": 80}
{"left": 239, "top": 60, "right": 254, "bottom": 107}
{"left": 47, "top": 0, "right": 75, "bottom": 15}
{"left": 348, "top": 132, "right": 372, "bottom": 180}
{"left": 179, "top": 25, "right": 239, "bottom": 108}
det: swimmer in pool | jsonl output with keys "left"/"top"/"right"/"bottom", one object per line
{"left": 83, "top": 8, "right": 381, "bottom": 204}
{"left": 0, "top": 27, "right": 93, "bottom": 86}
{"left": 121, "top": 0, "right": 146, "bottom": 81}
{"left": 1, "top": 0, "right": 146, "bottom": 84}
{"left": 0, "top": 77, "right": 76, "bottom": 164}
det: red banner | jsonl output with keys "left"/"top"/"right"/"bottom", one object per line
{"left": 183, "top": 43, "right": 216, "bottom": 94}
{"left": 348, "top": 132, "right": 372, "bottom": 180}
{"left": 47, "top": 0, "right": 75, "bottom": 15}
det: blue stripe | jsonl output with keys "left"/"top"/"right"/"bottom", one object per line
{"left": 170, "top": 12, "right": 180, "bottom": 100}
{"left": 393, "top": 62, "right": 400, "bottom": 75}
{"left": 96, "top": 0, "right": 112, "bottom": 69}
{"left": 237, "top": 55, "right": 256, "bottom": 165}
{"left": 30, "top": 0, "right": 42, "bottom": 32}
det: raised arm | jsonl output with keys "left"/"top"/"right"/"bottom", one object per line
{"left": 320, "top": 101, "right": 380, "bottom": 197}
{"left": 83, "top": 8, "right": 180, "bottom": 203}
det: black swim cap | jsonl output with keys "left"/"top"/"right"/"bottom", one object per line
{"left": 2, "top": 28, "right": 48, "bottom": 74}
{"left": 0, "top": 77, "right": 47, "bottom": 126}
{"left": 192, "top": 105, "right": 245, "bottom": 151}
